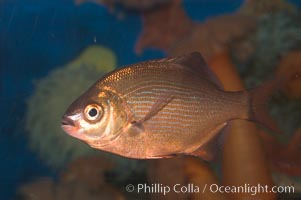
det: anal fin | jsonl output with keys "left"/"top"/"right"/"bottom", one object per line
{"left": 189, "top": 140, "right": 218, "bottom": 161}
{"left": 188, "top": 123, "right": 227, "bottom": 161}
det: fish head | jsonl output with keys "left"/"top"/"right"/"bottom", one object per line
{"left": 61, "top": 86, "right": 128, "bottom": 147}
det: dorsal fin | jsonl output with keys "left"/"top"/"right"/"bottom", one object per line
{"left": 145, "top": 52, "right": 223, "bottom": 88}
{"left": 172, "top": 52, "right": 223, "bottom": 88}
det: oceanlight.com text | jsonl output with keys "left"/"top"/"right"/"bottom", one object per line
{"left": 209, "top": 183, "right": 294, "bottom": 196}
{"left": 125, "top": 183, "right": 295, "bottom": 196}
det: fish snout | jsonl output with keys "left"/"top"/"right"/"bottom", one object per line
{"left": 61, "top": 115, "right": 81, "bottom": 137}
{"left": 61, "top": 115, "right": 76, "bottom": 127}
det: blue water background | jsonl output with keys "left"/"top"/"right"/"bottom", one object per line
{"left": 1, "top": 0, "right": 300, "bottom": 199}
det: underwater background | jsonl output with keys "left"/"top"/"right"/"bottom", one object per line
{"left": 1, "top": 0, "right": 301, "bottom": 199}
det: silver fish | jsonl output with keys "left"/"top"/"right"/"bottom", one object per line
{"left": 61, "top": 52, "right": 279, "bottom": 160}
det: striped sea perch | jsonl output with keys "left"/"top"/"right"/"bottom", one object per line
{"left": 61, "top": 52, "right": 279, "bottom": 160}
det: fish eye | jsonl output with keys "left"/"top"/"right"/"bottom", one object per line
{"left": 84, "top": 104, "right": 103, "bottom": 122}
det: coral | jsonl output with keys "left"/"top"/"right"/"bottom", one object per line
{"left": 233, "top": 13, "right": 301, "bottom": 143}
{"left": 238, "top": 0, "right": 297, "bottom": 17}
{"left": 147, "top": 157, "right": 226, "bottom": 200}
{"left": 208, "top": 52, "right": 276, "bottom": 200}
{"left": 222, "top": 121, "right": 276, "bottom": 200}
{"left": 17, "top": 178, "right": 55, "bottom": 200}
{"left": 148, "top": 158, "right": 188, "bottom": 200}
{"left": 17, "top": 156, "right": 125, "bottom": 200}
{"left": 234, "top": 13, "right": 301, "bottom": 134}
{"left": 226, "top": 11, "right": 301, "bottom": 147}
{"left": 273, "top": 173, "right": 301, "bottom": 193}
{"left": 260, "top": 129, "right": 301, "bottom": 177}
{"left": 184, "top": 158, "right": 226, "bottom": 200}
{"left": 135, "top": 0, "right": 256, "bottom": 61}
{"left": 207, "top": 51, "right": 244, "bottom": 90}
{"left": 60, "top": 155, "right": 114, "bottom": 190}
{"left": 269, "top": 97, "right": 301, "bottom": 140}
{"left": 275, "top": 51, "right": 301, "bottom": 99}
{"left": 75, "top": 0, "right": 172, "bottom": 11}
{"left": 18, "top": 179, "right": 125, "bottom": 200}
{"left": 208, "top": 50, "right": 301, "bottom": 198}
{"left": 169, "top": 14, "right": 257, "bottom": 61}
{"left": 25, "top": 46, "right": 116, "bottom": 168}
{"left": 242, "top": 13, "right": 301, "bottom": 86}
{"left": 135, "top": 0, "right": 194, "bottom": 55}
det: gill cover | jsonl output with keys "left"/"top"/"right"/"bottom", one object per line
{"left": 84, "top": 89, "right": 128, "bottom": 147}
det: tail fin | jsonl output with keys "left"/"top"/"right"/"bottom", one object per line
{"left": 248, "top": 79, "right": 282, "bottom": 134}
{"left": 248, "top": 71, "right": 301, "bottom": 134}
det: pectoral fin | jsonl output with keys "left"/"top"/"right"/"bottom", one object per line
{"left": 132, "top": 92, "right": 174, "bottom": 127}
{"left": 128, "top": 92, "right": 174, "bottom": 136}
{"left": 126, "top": 121, "right": 145, "bottom": 137}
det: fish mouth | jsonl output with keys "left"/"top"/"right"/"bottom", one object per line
{"left": 61, "top": 115, "right": 102, "bottom": 141}
{"left": 61, "top": 116, "right": 75, "bottom": 127}
{"left": 61, "top": 115, "right": 82, "bottom": 138}
{"left": 61, "top": 124, "right": 90, "bottom": 143}
{"left": 60, "top": 115, "right": 120, "bottom": 147}
{"left": 61, "top": 124, "right": 79, "bottom": 136}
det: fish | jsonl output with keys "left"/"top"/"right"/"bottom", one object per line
{"left": 61, "top": 52, "right": 280, "bottom": 160}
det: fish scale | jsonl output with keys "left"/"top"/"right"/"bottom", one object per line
{"left": 96, "top": 60, "right": 247, "bottom": 157}
{"left": 62, "top": 52, "right": 279, "bottom": 160}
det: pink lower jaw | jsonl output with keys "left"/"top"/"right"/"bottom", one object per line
{"left": 61, "top": 125, "right": 102, "bottom": 143}
{"left": 61, "top": 125, "right": 84, "bottom": 139}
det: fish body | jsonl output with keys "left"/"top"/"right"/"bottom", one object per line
{"left": 61, "top": 52, "right": 276, "bottom": 160}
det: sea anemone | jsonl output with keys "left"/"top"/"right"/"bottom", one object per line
{"left": 25, "top": 45, "right": 118, "bottom": 168}
{"left": 26, "top": 67, "right": 109, "bottom": 168}
{"left": 238, "top": 0, "right": 297, "bottom": 17}
{"left": 242, "top": 13, "right": 301, "bottom": 86}
{"left": 234, "top": 13, "right": 301, "bottom": 137}
{"left": 66, "top": 45, "right": 117, "bottom": 72}
{"left": 25, "top": 45, "right": 146, "bottom": 181}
